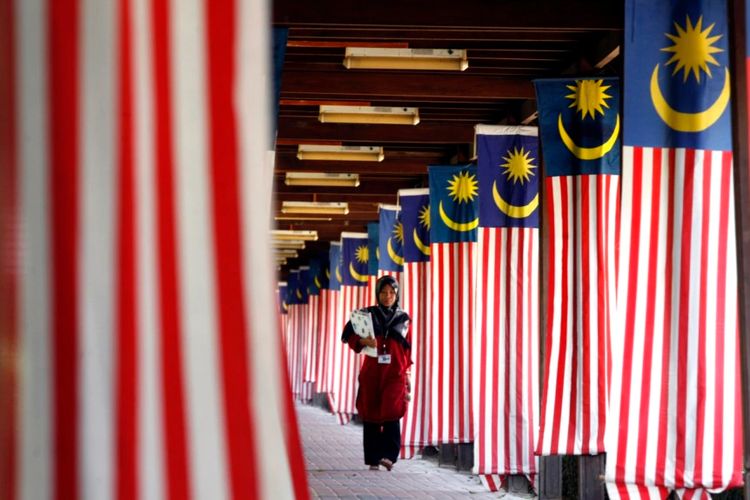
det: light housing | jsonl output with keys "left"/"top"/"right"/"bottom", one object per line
{"left": 281, "top": 201, "right": 349, "bottom": 215}
{"left": 272, "top": 239, "right": 306, "bottom": 250}
{"left": 297, "top": 144, "right": 384, "bottom": 162}
{"left": 271, "top": 229, "right": 318, "bottom": 241}
{"left": 318, "top": 105, "right": 419, "bottom": 125}
{"left": 275, "top": 249, "right": 299, "bottom": 258}
{"left": 343, "top": 47, "right": 468, "bottom": 71}
{"left": 285, "top": 172, "right": 360, "bottom": 187}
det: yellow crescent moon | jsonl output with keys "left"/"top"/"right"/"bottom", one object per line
{"left": 492, "top": 181, "right": 539, "bottom": 219}
{"left": 296, "top": 289, "right": 302, "bottom": 299}
{"left": 649, "top": 65, "right": 730, "bottom": 132}
{"left": 413, "top": 229, "right": 431, "bottom": 256}
{"left": 348, "top": 262, "right": 369, "bottom": 283}
{"left": 558, "top": 113, "right": 620, "bottom": 160}
{"left": 335, "top": 266, "right": 342, "bottom": 283}
{"left": 387, "top": 238, "right": 405, "bottom": 266}
{"left": 438, "top": 201, "right": 479, "bottom": 232}
{"left": 325, "top": 269, "right": 330, "bottom": 279}
{"left": 314, "top": 276, "right": 322, "bottom": 288}
{"left": 282, "top": 301, "right": 287, "bottom": 310}
{"left": 376, "top": 247, "right": 380, "bottom": 261}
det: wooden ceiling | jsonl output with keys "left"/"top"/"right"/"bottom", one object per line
{"left": 272, "top": 0, "right": 623, "bottom": 276}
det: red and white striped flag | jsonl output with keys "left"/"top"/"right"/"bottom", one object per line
{"left": 397, "top": 189, "right": 432, "bottom": 458}
{"left": 534, "top": 78, "right": 621, "bottom": 456}
{"left": 0, "top": 0, "right": 308, "bottom": 498}
{"left": 473, "top": 126, "right": 540, "bottom": 483}
{"left": 427, "top": 165, "right": 478, "bottom": 445}
{"left": 606, "top": 1, "right": 742, "bottom": 496}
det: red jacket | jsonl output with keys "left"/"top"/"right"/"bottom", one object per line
{"left": 343, "top": 305, "right": 411, "bottom": 423}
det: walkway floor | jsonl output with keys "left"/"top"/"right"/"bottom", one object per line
{"left": 297, "top": 403, "right": 528, "bottom": 499}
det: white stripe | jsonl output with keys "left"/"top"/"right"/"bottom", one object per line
{"left": 586, "top": 178, "right": 599, "bottom": 453}
{"left": 558, "top": 178, "right": 574, "bottom": 452}
{"left": 79, "top": 0, "right": 117, "bottom": 496}
{"left": 171, "top": 0, "right": 228, "bottom": 496}
{"left": 132, "top": 0, "right": 165, "bottom": 495}
{"left": 17, "top": 0, "right": 52, "bottom": 497}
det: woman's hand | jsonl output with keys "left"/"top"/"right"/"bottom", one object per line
{"left": 359, "top": 336, "right": 377, "bottom": 348}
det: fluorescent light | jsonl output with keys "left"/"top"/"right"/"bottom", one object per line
{"left": 275, "top": 249, "right": 299, "bottom": 258}
{"left": 281, "top": 201, "right": 349, "bottom": 215}
{"left": 274, "top": 216, "right": 333, "bottom": 222}
{"left": 297, "top": 144, "right": 384, "bottom": 162}
{"left": 344, "top": 48, "right": 468, "bottom": 71}
{"left": 272, "top": 239, "right": 306, "bottom": 250}
{"left": 271, "top": 229, "right": 318, "bottom": 241}
{"left": 285, "top": 172, "right": 360, "bottom": 187}
{"left": 319, "top": 105, "right": 419, "bottom": 125}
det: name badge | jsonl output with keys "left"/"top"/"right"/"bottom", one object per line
{"left": 378, "top": 354, "right": 392, "bottom": 364}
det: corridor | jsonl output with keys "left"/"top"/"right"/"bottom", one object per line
{"left": 298, "top": 404, "right": 527, "bottom": 499}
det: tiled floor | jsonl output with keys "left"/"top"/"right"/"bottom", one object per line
{"left": 298, "top": 403, "right": 528, "bottom": 499}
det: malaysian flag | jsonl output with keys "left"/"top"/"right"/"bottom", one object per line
{"left": 534, "top": 77, "right": 621, "bottom": 456}
{"left": 298, "top": 266, "right": 314, "bottom": 403}
{"left": 379, "top": 204, "right": 404, "bottom": 283}
{"left": 311, "top": 254, "right": 331, "bottom": 396}
{"left": 285, "top": 269, "right": 308, "bottom": 401}
{"left": 278, "top": 282, "right": 289, "bottom": 315}
{"left": 323, "top": 242, "right": 343, "bottom": 410}
{"left": 367, "top": 221, "right": 379, "bottom": 293}
{"left": 473, "top": 125, "right": 540, "bottom": 486}
{"left": 428, "top": 164, "right": 478, "bottom": 444}
{"left": 331, "top": 233, "right": 370, "bottom": 424}
{"left": 0, "top": 0, "right": 308, "bottom": 497}
{"left": 605, "top": 0, "right": 742, "bottom": 497}
{"left": 398, "top": 189, "right": 433, "bottom": 459}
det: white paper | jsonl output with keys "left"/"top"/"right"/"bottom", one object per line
{"left": 350, "top": 309, "right": 377, "bottom": 357}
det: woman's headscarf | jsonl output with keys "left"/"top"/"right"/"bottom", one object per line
{"left": 375, "top": 275, "right": 399, "bottom": 307}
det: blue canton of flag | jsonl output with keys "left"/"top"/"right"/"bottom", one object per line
{"left": 278, "top": 283, "right": 288, "bottom": 314}
{"left": 476, "top": 125, "right": 540, "bottom": 228}
{"left": 399, "top": 189, "right": 431, "bottom": 263}
{"left": 367, "top": 222, "right": 380, "bottom": 276}
{"left": 379, "top": 205, "right": 404, "bottom": 272}
{"left": 328, "top": 242, "right": 342, "bottom": 292}
{"left": 308, "top": 258, "right": 325, "bottom": 295}
{"left": 297, "top": 266, "right": 310, "bottom": 304}
{"left": 341, "top": 232, "right": 370, "bottom": 287}
{"left": 429, "top": 164, "right": 479, "bottom": 243}
{"left": 286, "top": 270, "right": 302, "bottom": 305}
{"left": 534, "top": 77, "right": 621, "bottom": 176}
{"left": 624, "top": 0, "right": 731, "bottom": 150}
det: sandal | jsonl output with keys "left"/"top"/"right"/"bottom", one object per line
{"left": 379, "top": 458, "right": 393, "bottom": 471}
{"left": 369, "top": 465, "right": 380, "bottom": 471}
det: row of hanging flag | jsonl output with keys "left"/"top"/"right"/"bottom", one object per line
{"left": 280, "top": 0, "right": 743, "bottom": 497}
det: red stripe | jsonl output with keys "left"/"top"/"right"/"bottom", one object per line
{"left": 675, "top": 148, "right": 697, "bottom": 488}
{"left": 566, "top": 176, "right": 579, "bottom": 453}
{"left": 115, "top": 0, "right": 138, "bottom": 497}
{"left": 503, "top": 230, "right": 511, "bottom": 467}
{"left": 477, "top": 230, "right": 489, "bottom": 472}
{"left": 491, "top": 230, "right": 501, "bottom": 471}
{"left": 436, "top": 244, "right": 444, "bottom": 441}
{"left": 456, "top": 243, "right": 464, "bottom": 442}
{"left": 514, "top": 229, "right": 525, "bottom": 466}
{"left": 0, "top": 0, "right": 18, "bottom": 495}
{"left": 634, "top": 149, "right": 661, "bottom": 484}
{"left": 596, "top": 176, "right": 609, "bottom": 450}
{"left": 579, "top": 175, "right": 592, "bottom": 454}
{"left": 525, "top": 230, "right": 536, "bottom": 471}
{"left": 616, "top": 148, "right": 644, "bottom": 482}
{"left": 693, "top": 151, "right": 712, "bottom": 482}
{"left": 711, "top": 152, "right": 731, "bottom": 483}
{"left": 152, "top": 0, "right": 191, "bottom": 496}
{"left": 48, "top": 0, "right": 81, "bottom": 496}
{"left": 204, "top": 0, "right": 259, "bottom": 495}
{"left": 655, "top": 148, "right": 676, "bottom": 486}
{"left": 466, "top": 241, "right": 474, "bottom": 441}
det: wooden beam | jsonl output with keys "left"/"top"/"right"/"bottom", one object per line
{"left": 281, "top": 70, "right": 535, "bottom": 101}
{"left": 274, "top": 0, "right": 622, "bottom": 30}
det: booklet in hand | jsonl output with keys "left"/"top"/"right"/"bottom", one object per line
{"left": 350, "top": 309, "right": 377, "bottom": 358}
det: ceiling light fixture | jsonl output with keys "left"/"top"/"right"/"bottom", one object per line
{"left": 343, "top": 47, "right": 468, "bottom": 71}
{"left": 274, "top": 216, "right": 334, "bottom": 222}
{"left": 297, "top": 144, "right": 384, "bottom": 162}
{"left": 285, "top": 172, "right": 361, "bottom": 187}
{"left": 318, "top": 105, "right": 420, "bottom": 125}
{"left": 272, "top": 239, "right": 306, "bottom": 250}
{"left": 281, "top": 201, "right": 349, "bottom": 215}
{"left": 275, "top": 249, "right": 299, "bottom": 258}
{"left": 271, "top": 229, "right": 318, "bottom": 241}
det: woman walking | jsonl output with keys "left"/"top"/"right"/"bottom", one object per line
{"left": 341, "top": 275, "right": 412, "bottom": 471}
